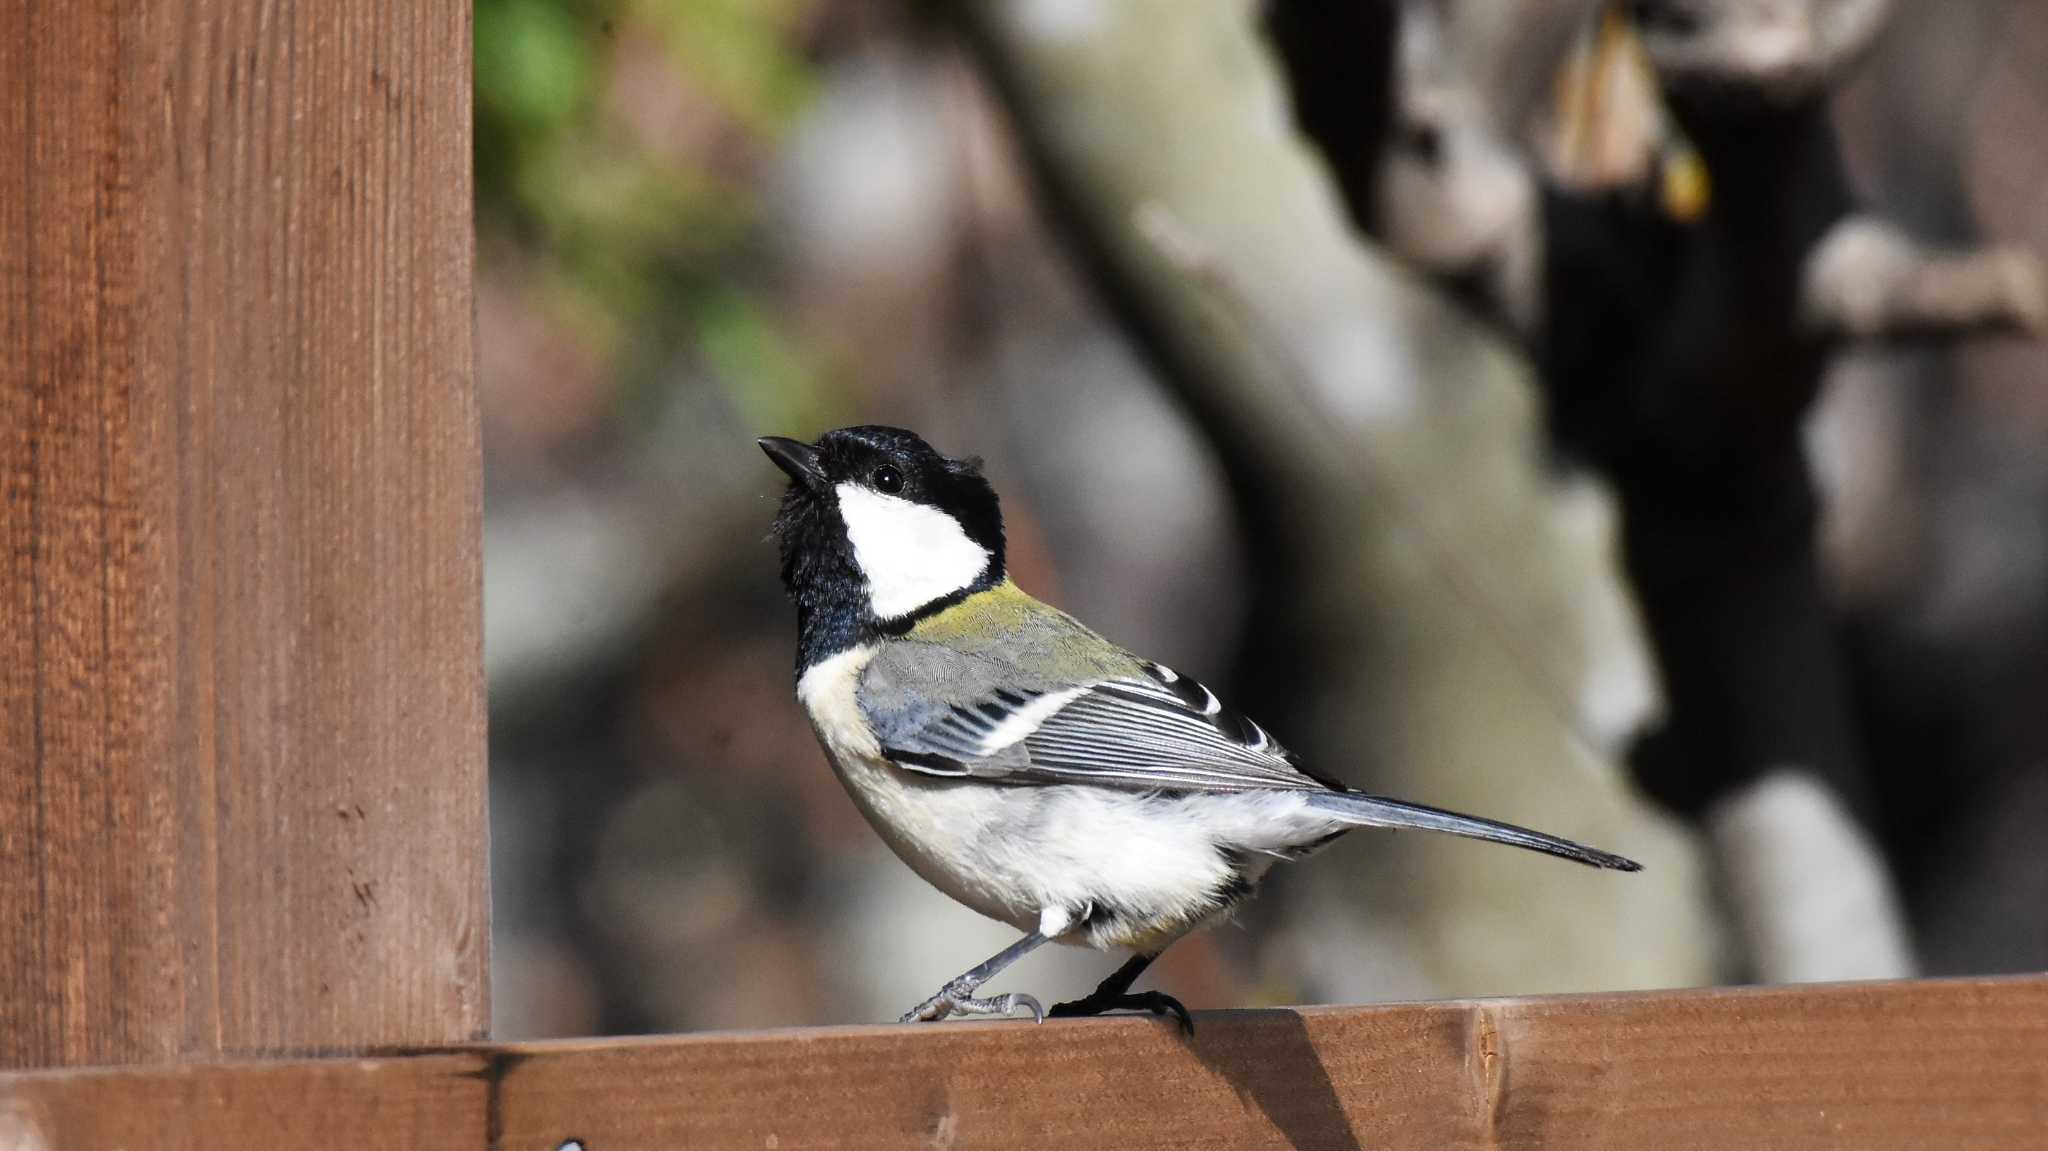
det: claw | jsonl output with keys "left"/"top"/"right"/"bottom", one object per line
{"left": 901, "top": 975, "right": 977, "bottom": 1023}
{"left": 899, "top": 932, "right": 1056, "bottom": 1025}
{"left": 1049, "top": 989, "right": 1194, "bottom": 1036}
{"left": 900, "top": 987, "right": 1045, "bottom": 1024}
{"left": 1001, "top": 992, "right": 1045, "bottom": 1024}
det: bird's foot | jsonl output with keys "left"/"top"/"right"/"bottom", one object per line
{"left": 1049, "top": 989, "right": 1193, "bottom": 1035}
{"left": 899, "top": 980, "right": 1044, "bottom": 1024}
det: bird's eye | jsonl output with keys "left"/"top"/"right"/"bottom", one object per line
{"left": 872, "top": 464, "right": 904, "bottom": 493}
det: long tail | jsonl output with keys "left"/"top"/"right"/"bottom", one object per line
{"left": 1305, "top": 791, "right": 1642, "bottom": 871}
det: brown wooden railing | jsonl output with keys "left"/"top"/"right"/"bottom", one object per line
{"left": 3, "top": 4, "right": 2043, "bottom": 1149}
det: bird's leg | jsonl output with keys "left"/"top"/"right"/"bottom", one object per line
{"left": 1049, "top": 952, "right": 1192, "bottom": 1034}
{"left": 900, "top": 931, "right": 1049, "bottom": 1024}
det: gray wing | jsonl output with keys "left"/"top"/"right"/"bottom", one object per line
{"left": 859, "top": 644, "right": 1336, "bottom": 794}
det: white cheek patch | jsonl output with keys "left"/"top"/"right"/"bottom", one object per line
{"left": 835, "top": 482, "right": 990, "bottom": 620}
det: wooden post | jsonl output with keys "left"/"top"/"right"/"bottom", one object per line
{"left": 0, "top": 2, "right": 486, "bottom": 1068}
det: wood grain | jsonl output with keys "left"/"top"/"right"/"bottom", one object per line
{"left": 0, "top": 1053, "right": 488, "bottom": 1151}
{"left": 0, "top": 979, "right": 2038, "bottom": 1148}
{"left": 488, "top": 978, "right": 2048, "bottom": 1151}
{"left": 0, "top": 2, "right": 485, "bottom": 1068}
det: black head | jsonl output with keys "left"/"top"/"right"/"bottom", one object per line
{"left": 760, "top": 426, "right": 1005, "bottom": 668}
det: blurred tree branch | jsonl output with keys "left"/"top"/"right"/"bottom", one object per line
{"left": 1804, "top": 217, "right": 2048, "bottom": 341}
{"left": 956, "top": 0, "right": 1711, "bottom": 997}
{"left": 1266, "top": 0, "right": 2046, "bottom": 984}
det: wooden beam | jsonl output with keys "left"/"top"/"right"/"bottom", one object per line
{"left": 1, "top": 979, "right": 2040, "bottom": 1149}
{"left": 0, "top": 2, "right": 485, "bottom": 1068}
{"left": 490, "top": 977, "right": 2048, "bottom": 1150}
{"left": 0, "top": 1053, "right": 488, "bottom": 1151}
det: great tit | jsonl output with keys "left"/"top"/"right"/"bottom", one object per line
{"left": 761, "top": 425, "right": 1640, "bottom": 1029}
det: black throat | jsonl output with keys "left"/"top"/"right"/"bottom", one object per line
{"left": 774, "top": 497, "right": 1004, "bottom": 672}
{"left": 774, "top": 485, "right": 875, "bottom": 673}
{"left": 767, "top": 426, "right": 1007, "bottom": 674}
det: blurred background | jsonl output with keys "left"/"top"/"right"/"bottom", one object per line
{"left": 477, "top": 0, "right": 2048, "bottom": 1039}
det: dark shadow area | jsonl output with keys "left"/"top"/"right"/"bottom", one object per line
{"left": 1190, "top": 1010, "right": 1368, "bottom": 1151}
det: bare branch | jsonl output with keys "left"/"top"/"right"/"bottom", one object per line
{"left": 1634, "top": 0, "right": 1892, "bottom": 102}
{"left": 956, "top": 0, "right": 1706, "bottom": 996}
{"left": 1804, "top": 216, "right": 2048, "bottom": 342}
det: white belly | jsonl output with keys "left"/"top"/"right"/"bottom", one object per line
{"left": 832, "top": 746, "right": 1332, "bottom": 950}
{"left": 825, "top": 748, "right": 1053, "bottom": 931}
{"left": 798, "top": 645, "right": 1317, "bottom": 951}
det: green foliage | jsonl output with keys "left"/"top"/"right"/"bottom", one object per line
{"left": 692, "top": 287, "right": 846, "bottom": 435}
{"left": 635, "top": 0, "right": 817, "bottom": 136}
{"left": 474, "top": 0, "right": 833, "bottom": 430}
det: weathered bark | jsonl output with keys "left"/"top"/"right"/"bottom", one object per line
{"left": 958, "top": 0, "right": 1712, "bottom": 997}
{"left": 1291, "top": 0, "right": 2042, "bottom": 984}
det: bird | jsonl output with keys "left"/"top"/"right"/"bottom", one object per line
{"left": 760, "top": 425, "right": 1641, "bottom": 1030}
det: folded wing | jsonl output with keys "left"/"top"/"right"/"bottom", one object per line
{"left": 857, "top": 642, "right": 1642, "bottom": 870}
{"left": 861, "top": 649, "right": 1335, "bottom": 794}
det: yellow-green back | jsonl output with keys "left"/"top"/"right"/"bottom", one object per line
{"left": 904, "top": 580, "right": 1144, "bottom": 686}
